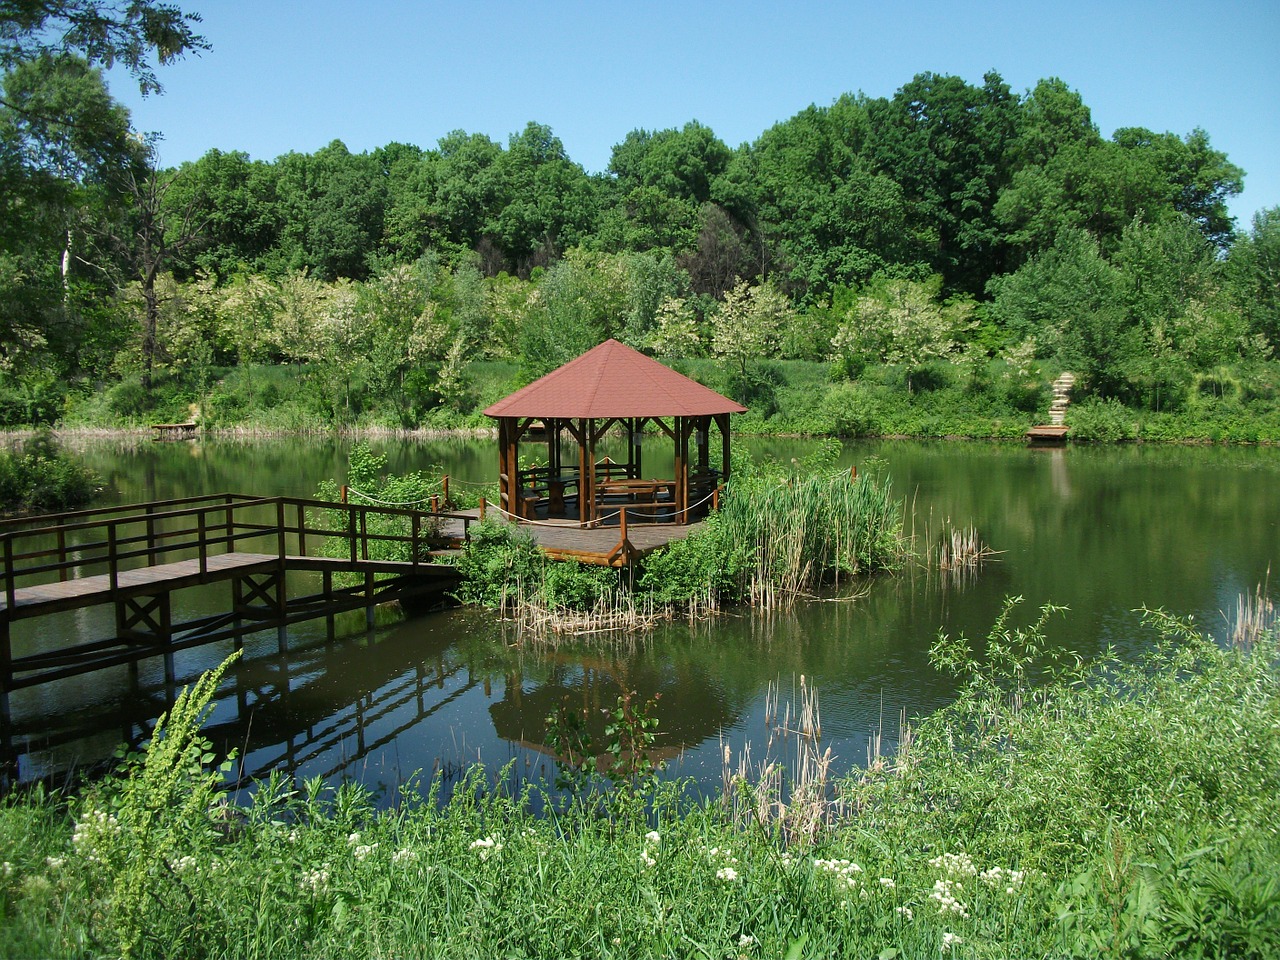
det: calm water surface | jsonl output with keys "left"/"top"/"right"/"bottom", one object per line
{"left": 6, "top": 436, "right": 1278, "bottom": 798}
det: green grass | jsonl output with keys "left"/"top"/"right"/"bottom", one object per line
{"left": 3, "top": 605, "right": 1277, "bottom": 958}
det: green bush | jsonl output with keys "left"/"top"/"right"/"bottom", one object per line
{"left": 0, "top": 433, "right": 100, "bottom": 513}
{"left": 1068, "top": 397, "right": 1138, "bottom": 442}
{"left": 539, "top": 562, "right": 620, "bottom": 611}
{"left": 448, "top": 518, "right": 546, "bottom": 607}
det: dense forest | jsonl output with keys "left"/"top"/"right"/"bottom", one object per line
{"left": 3, "top": 2, "right": 1278, "bottom": 437}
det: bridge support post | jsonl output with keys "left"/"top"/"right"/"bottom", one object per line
{"left": 1, "top": 618, "right": 11, "bottom": 730}
{"left": 117, "top": 593, "right": 174, "bottom": 687}
{"left": 232, "top": 571, "right": 288, "bottom": 653}
{"left": 323, "top": 570, "right": 336, "bottom": 643}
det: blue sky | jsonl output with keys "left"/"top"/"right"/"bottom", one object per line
{"left": 107, "top": 0, "right": 1279, "bottom": 228}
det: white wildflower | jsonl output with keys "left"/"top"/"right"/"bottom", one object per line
{"left": 346, "top": 832, "right": 361, "bottom": 846}
{"left": 1, "top": 862, "right": 13, "bottom": 877}
{"left": 941, "top": 931, "right": 964, "bottom": 952}
{"left": 640, "top": 851, "right": 657, "bottom": 868}
{"left": 644, "top": 830, "right": 661, "bottom": 845}
{"left": 392, "top": 848, "right": 418, "bottom": 864}
{"left": 896, "top": 905, "right": 914, "bottom": 921}
{"left": 930, "top": 878, "right": 969, "bottom": 917}
{"left": 879, "top": 877, "right": 896, "bottom": 889}
{"left": 353, "top": 843, "right": 377, "bottom": 862}
{"left": 716, "top": 866, "right": 740, "bottom": 882}
{"left": 738, "top": 933, "right": 757, "bottom": 948}
{"left": 929, "top": 852, "right": 977, "bottom": 877}
{"left": 45, "top": 856, "right": 65, "bottom": 870}
{"left": 300, "top": 867, "right": 330, "bottom": 894}
{"left": 470, "top": 835, "right": 503, "bottom": 859}
{"left": 170, "top": 855, "right": 199, "bottom": 874}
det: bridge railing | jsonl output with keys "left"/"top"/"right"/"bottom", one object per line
{"left": 1, "top": 495, "right": 474, "bottom": 610}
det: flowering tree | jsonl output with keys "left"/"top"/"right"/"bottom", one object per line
{"left": 711, "top": 278, "right": 792, "bottom": 376}
{"left": 831, "top": 276, "right": 974, "bottom": 391}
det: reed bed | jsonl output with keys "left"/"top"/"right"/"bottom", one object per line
{"left": 721, "top": 675, "right": 844, "bottom": 846}
{"left": 1227, "top": 577, "right": 1277, "bottom": 651}
{"left": 715, "top": 468, "right": 906, "bottom": 606}
{"left": 501, "top": 582, "right": 663, "bottom": 641}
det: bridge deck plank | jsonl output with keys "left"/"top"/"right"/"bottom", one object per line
{"left": 2, "top": 553, "right": 456, "bottom": 619}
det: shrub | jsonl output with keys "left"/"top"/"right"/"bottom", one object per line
{"left": 0, "top": 432, "right": 100, "bottom": 513}
{"left": 1068, "top": 397, "right": 1138, "bottom": 442}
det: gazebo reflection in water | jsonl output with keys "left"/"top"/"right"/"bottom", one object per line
{"left": 484, "top": 340, "right": 746, "bottom": 528}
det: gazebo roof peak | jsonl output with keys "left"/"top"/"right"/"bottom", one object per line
{"left": 484, "top": 339, "right": 746, "bottom": 420}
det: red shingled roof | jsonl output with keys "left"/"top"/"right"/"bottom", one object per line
{"left": 484, "top": 339, "right": 746, "bottom": 419}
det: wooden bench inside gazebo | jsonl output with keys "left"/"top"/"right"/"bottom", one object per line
{"left": 484, "top": 339, "right": 746, "bottom": 528}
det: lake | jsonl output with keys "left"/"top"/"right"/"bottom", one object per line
{"left": 5, "top": 435, "right": 1278, "bottom": 800}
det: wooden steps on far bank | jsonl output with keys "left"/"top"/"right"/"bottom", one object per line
{"left": 1027, "top": 373, "right": 1077, "bottom": 444}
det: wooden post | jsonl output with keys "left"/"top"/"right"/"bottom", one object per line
{"left": 56, "top": 523, "right": 68, "bottom": 581}
{"left": 412, "top": 514, "right": 421, "bottom": 569}
{"left": 850, "top": 464, "right": 858, "bottom": 481}
{"left": 107, "top": 523, "right": 119, "bottom": 593}
{"left": 341, "top": 485, "right": 349, "bottom": 504}
{"left": 430, "top": 495, "right": 439, "bottom": 513}
{"left": 479, "top": 497, "right": 487, "bottom": 520}
{"left": 324, "top": 569, "right": 336, "bottom": 643}
{"left": 442, "top": 475, "right": 450, "bottom": 507}
{"left": 145, "top": 504, "right": 157, "bottom": 560}
{"left": 619, "top": 505, "right": 628, "bottom": 543}
{"left": 348, "top": 507, "right": 358, "bottom": 565}
{"left": 3, "top": 535, "right": 14, "bottom": 611}
{"left": 198, "top": 511, "right": 208, "bottom": 577}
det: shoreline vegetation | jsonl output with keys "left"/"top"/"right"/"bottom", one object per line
{"left": 1, "top": 605, "right": 1276, "bottom": 958}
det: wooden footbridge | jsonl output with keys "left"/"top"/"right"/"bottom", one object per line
{"left": 0, "top": 494, "right": 473, "bottom": 721}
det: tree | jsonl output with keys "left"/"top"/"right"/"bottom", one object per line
{"left": 1225, "top": 207, "right": 1280, "bottom": 350}
{"left": 0, "top": 53, "right": 135, "bottom": 376}
{"left": 866, "top": 71, "right": 1021, "bottom": 293}
{"left": 831, "top": 275, "right": 973, "bottom": 391}
{"left": 1011, "top": 77, "right": 1099, "bottom": 170}
{"left": 730, "top": 97, "right": 916, "bottom": 302}
{"left": 486, "top": 122, "right": 598, "bottom": 275}
{"left": 0, "top": 0, "right": 208, "bottom": 98}
{"left": 711, "top": 278, "right": 791, "bottom": 378}
{"left": 986, "top": 228, "right": 1138, "bottom": 397}
{"left": 106, "top": 144, "right": 208, "bottom": 388}
{"left": 648, "top": 295, "right": 702, "bottom": 358}
{"left": 1112, "top": 127, "right": 1243, "bottom": 249}
{"left": 271, "top": 141, "right": 386, "bottom": 281}
{"left": 163, "top": 148, "right": 279, "bottom": 280}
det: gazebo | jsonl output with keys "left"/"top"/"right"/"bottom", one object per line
{"left": 484, "top": 339, "right": 746, "bottom": 526}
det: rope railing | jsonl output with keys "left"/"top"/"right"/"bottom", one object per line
{"left": 342, "top": 485, "right": 439, "bottom": 508}
{"left": 486, "top": 482, "right": 724, "bottom": 527}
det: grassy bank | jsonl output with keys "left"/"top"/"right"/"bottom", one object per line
{"left": 1, "top": 606, "right": 1276, "bottom": 958}
{"left": 45, "top": 357, "right": 1280, "bottom": 444}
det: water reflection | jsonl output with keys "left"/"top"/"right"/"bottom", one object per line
{"left": 4, "top": 437, "right": 1278, "bottom": 797}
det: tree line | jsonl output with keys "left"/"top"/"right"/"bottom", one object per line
{"left": 2, "top": 2, "right": 1277, "bottom": 429}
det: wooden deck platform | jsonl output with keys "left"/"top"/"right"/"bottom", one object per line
{"left": 1026, "top": 425, "right": 1070, "bottom": 443}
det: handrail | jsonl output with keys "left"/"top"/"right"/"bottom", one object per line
{"left": 1, "top": 495, "right": 472, "bottom": 603}
{"left": 0, "top": 492, "right": 264, "bottom": 533}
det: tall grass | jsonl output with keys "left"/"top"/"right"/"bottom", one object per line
{"left": 713, "top": 467, "right": 906, "bottom": 605}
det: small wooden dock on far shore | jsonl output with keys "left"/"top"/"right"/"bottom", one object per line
{"left": 1026, "top": 425, "right": 1070, "bottom": 443}
{"left": 151, "top": 422, "right": 198, "bottom": 441}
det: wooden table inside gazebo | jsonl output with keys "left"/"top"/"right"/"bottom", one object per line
{"left": 483, "top": 339, "right": 746, "bottom": 527}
